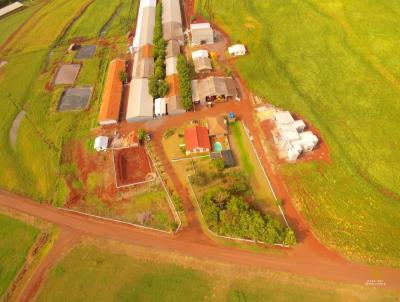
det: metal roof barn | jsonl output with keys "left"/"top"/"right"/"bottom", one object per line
{"left": 191, "top": 77, "right": 238, "bottom": 103}
{"left": 0, "top": 1, "right": 23, "bottom": 17}
{"left": 166, "top": 40, "right": 181, "bottom": 59}
{"left": 131, "top": 0, "right": 156, "bottom": 52}
{"left": 126, "top": 78, "right": 154, "bottom": 122}
{"left": 190, "top": 23, "right": 214, "bottom": 45}
{"left": 166, "top": 56, "right": 178, "bottom": 76}
{"left": 192, "top": 49, "right": 209, "bottom": 59}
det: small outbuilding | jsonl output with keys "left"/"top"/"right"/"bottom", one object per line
{"left": 190, "top": 23, "right": 214, "bottom": 45}
{"left": 94, "top": 136, "right": 109, "bottom": 152}
{"left": 228, "top": 44, "right": 246, "bottom": 56}
{"left": 155, "top": 98, "right": 167, "bottom": 116}
{"left": 0, "top": 1, "right": 23, "bottom": 17}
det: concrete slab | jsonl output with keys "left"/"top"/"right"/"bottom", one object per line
{"left": 58, "top": 87, "right": 92, "bottom": 111}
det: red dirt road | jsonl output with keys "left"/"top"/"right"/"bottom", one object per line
{"left": 1, "top": 190, "right": 400, "bottom": 293}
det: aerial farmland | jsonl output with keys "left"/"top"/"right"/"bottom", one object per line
{"left": 0, "top": 0, "right": 399, "bottom": 301}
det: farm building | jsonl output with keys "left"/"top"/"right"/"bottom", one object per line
{"left": 0, "top": 1, "right": 23, "bottom": 17}
{"left": 190, "top": 23, "right": 214, "bottom": 45}
{"left": 166, "top": 56, "right": 178, "bottom": 76}
{"left": 273, "top": 111, "right": 319, "bottom": 160}
{"left": 155, "top": 98, "right": 167, "bottom": 116}
{"left": 98, "top": 59, "right": 125, "bottom": 125}
{"left": 192, "top": 50, "right": 212, "bottom": 73}
{"left": 184, "top": 126, "right": 211, "bottom": 155}
{"left": 228, "top": 44, "right": 246, "bottom": 56}
{"left": 94, "top": 136, "right": 109, "bottom": 152}
{"left": 166, "top": 75, "right": 185, "bottom": 115}
{"left": 126, "top": 78, "right": 154, "bottom": 122}
{"left": 162, "top": 0, "right": 184, "bottom": 44}
{"left": 132, "top": 51, "right": 154, "bottom": 78}
{"left": 191, "top": 76, "right": 238, "bottom": 104}
{"left": 131, "top": 0, "right": 156, "bottom": 53}
{"left": 166, "top": 40, "right": 180, "bottom": 59}
{"left": 206, "top": 116, "right": 228, "bottom": 137}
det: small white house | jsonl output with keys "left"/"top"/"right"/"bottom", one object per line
{"left": 155, "top": 98, "right": 166, "bottom": 116}
{"left": 192, "top": 49, "right": 209, "bottom": 60}
{"left": 228, "top": 44, "right": 246, "bottom": 56}
{"left": 94, "top": 136, "right": 109, "bottom": 152}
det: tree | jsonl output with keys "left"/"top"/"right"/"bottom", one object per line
{"left": 283, "top": 228, "right": 297, "bottom": 246}
{"left": 148, "top": 76, "right": 159, "bottom": 98}
{"left": 137, "top": 128, "right": 147, "bottom": 143}
{"left": 212, "top": 158, "right": 225, "bottom": 173}
{"left": 119, "top": 70, "right": 127, "bottom": 84}
{"left": 177, "top": 55, "right": 193, "bottom": 110}
{"left": 157, "top": 80, "right": 169, "bottom": 97}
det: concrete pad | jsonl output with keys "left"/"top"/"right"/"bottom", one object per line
{"left": 75, "top": 45, "right": 96, "bottom": 59}
{"left": 54, "top": 64, "right": 80, "bottom": 85}
{"left": 58, "top": 87, "right": 92, "bottom": 112}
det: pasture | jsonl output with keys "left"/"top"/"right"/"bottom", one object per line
{"left": 0, "top": 0, "right": 136, "bottom": 204}
{"left": 0, "top": 213, "right": 39, "bottom": 298}
{"left": 35, "top": 243, "right": 399, "bottom": 302}
{"left": 196, "top": 0, "right": 400, "bottom": 266}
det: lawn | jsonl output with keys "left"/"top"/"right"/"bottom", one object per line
{"left": 196, "top": 0, "right": 400, "bottom": 267}
{"left": 35, "top": 243, "right": 400, "bottom": 302}
{"left": 0, "top": 0, "right": 136, "bottom": 205}
{"left": 0, "top": 213, "right": 39, "bottom": 298}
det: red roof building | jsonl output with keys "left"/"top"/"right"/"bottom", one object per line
{"left": 184, "top": 126, "right": 211, "bottom": 155}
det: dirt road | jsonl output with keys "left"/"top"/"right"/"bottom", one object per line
{"left": 1, "top": 190, "right": 400, "bottom": 294}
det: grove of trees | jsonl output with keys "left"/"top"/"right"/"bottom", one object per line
{"left": 177, "top": 54, "right": 193, "bottom": 111}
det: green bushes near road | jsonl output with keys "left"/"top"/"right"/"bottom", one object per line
{"left": 177, "top": 54, "right": 193, "bottom": 110}
{"left": 149, "top": 2, "right": 168, "bottom": 98}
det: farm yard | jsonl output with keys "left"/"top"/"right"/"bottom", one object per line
{"left": 0, "top": 213, "right": 39, "bottom": 297}
{"left": 195, "top": 0, "right": 400, "bottom": 266}
{"left": 34, "top": 241, "right": 400, "bottom": 302}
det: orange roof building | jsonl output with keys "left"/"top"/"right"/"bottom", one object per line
{"left": 98, "top": 59, "right": 126, "bottom": 125}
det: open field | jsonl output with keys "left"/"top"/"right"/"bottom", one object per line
{"left": 35, "top": 242, "right": 400, "bottom": 302}
{"left": 0, "top": 0, "right": 136, "bottom": 205}
{"left": 0, "top": 213, "right": 39, "bottom": 298}
{"left": 196, "top": 0, "right": 400, "bottom": 266}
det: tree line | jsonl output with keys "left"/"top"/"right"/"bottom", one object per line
{"left": 177, "top": 54, "right": 193, "bottom": 110}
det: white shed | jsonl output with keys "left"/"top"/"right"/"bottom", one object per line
{"left": 155, "top": 98, "right": 167, "bottom": 116}
{"left": 94, "top": 136, "right": 109, "bottom": 151}
{"left": 274, "top": 111, "right": 295, "bottom": 125}
{"left": 192, "top": 49, "right": 209, "bottom": 60}
{"left": 228, "top": 44, "right": 246, "bottom": 56}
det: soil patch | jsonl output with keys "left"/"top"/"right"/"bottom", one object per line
{"left": 57, "top": 87, "right": 92, "bottom": 112}
{"left": 9, "top": 110, "right": 26, "bottom": 150}
{"left": 54, "top": 64, "right": 80, "bottom": 85}
{"left": 113, "top": 146, "right": 155, "bottom": 188}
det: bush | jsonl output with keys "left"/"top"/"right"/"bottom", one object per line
{"left": 177, "top": 55, "right": 193, "bottom": 110}
{"left": 212, "top": 158, "right": 225, "bottom": 172}
{"left": 163, "top": 128, "right": 176, "bottom": 139}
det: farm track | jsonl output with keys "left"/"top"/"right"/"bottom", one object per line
{"left": 1, "top": 190, "right": 400, "bottom": 296}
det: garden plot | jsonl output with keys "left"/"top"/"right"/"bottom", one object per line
{"left": 57, "top": 87, "right": 92, "bottom": 111}
{"left": 54, "top": 64, "right": 80, "bottom": 85}
{"left": 75, "top": 45, "right": 96, "bottom": 59}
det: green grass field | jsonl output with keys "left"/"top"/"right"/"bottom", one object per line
{"left": 0, "top": 214, "right": 39, "bottom": 298}
{"left": 35, "top": 243, "right": 399, "bottom": 302}
{"left": 0, "top": 0, "right": 136, "bottom": 205}
{"left": 196, "top": 0, "right": 400, "bottom": 267}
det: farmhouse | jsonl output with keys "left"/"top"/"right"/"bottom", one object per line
{"left": 190, "top": 23, "right": 214, "bottom": 45}
{"left": 184, "top": 126, "right": 211, "bottom": 155}
{"left": 273, "top": 111, "right": 319, "bottom": 160}
{"left": 162, "top": 0, "right": 184, "bottom": 44}
{"left": 131, "top": 0, "right": 157, "bottom": 53}
{"left": 192, "top": 49, "right": 212, "bottom": 73}
{"left": 98, "top": 59, "right": 125, "bottom": 125}
{"left": 126, "top": 78, "right": 154, "bottom": 122}
{"left": 0, "top": 1, "right": 23, "bottom": 17}
{"left": 228, "top": 44, "right": 247, "bottom": 56}
{"left": 191, "top": 76, "right": 238, "bottom": 104}
{"left": 165, "top": 75, "right": 185, "bottom": 115}
{"left": 94, "top": 136, "right": 109, "bottom": 152}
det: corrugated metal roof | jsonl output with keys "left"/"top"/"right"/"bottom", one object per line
{"left": 126, "top": 78, "right": 154, "bottom": 122}
{"left": 191, "top": 77, "right": 238, "bottom": 102}
{"left": 166, "top": 56, "right": 178, "bottom": 76}
{"left": 0, "top": 1, "right": 23, "bottom": 17}
{"left": 166, "top": 40, "right": 181, "bottom": 59}
{"left": 163, "top": 22, "right": 184, "bottom": 42}
{"left": 193, "top": 57, "right": 212, "bottom": 72}
{"left": 162, "top": 0, "right": 182, "bottom": 24}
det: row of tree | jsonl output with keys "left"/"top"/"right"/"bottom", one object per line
{"left": 199, "top": 186, "right": 296, "bottom": 245}
{"left": 177, "top": 55, "right": 193, "bottom": 110}
{"left": 149, "top": 2, "right": 168, "bottom": 98}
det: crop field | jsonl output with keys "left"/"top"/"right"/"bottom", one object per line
{"left": 0, "top": 0, "right": 137, "bottom": 205}
{"left": 196, "top": 0, "right": 400, "bottom": 266}
{"left": 0, "top": 213, "right": 39, "bottom": 298}
{"left": 35, "top": 243, "right": 399, "bottom": 302}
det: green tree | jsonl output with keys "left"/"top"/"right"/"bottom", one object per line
{"left": 119, "top": 70, "right": 127, "bottom": 84}
{"left": 284, "top": 228, "right": 297, "bottom": 246}
{"left": 137, "top": 128, "right": 147, "bottom": 142}
{"left": 158, "top": 80, "right": 169, "bottom": 97}
{"left": 177, "top": 55, "right": 193, "bottom": 110}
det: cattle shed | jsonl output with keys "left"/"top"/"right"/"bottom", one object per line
{"left": 98, "top": 59, "right": 125, "bottom": 125}
{"left": 0, "top": 1, "right": 23, "bottom": 17}
{"left": 166, "top": 40, "right": 181, "bottom": 59}
{"left": 132, "top": 51, "right": 154, "bottom": 78}
{"left": 162, "top": 0, "right": 184, "bottom": 44}
{"left": 131, "top": 0, "right": 156, "bottom": 53}
{"left": 190, "top": 23, "right": 214, "bottom": 45}
{"left": 166, "top": 56, "right": 178, "bottom": 76}
{"left": 126, "top": 78, "right": 154, "bottom": 122}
